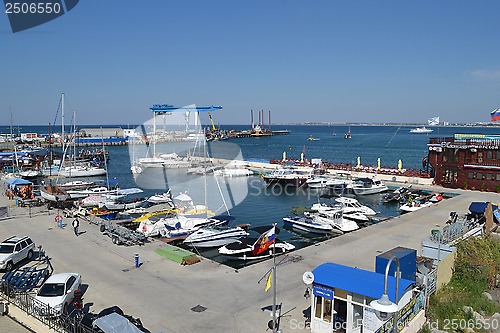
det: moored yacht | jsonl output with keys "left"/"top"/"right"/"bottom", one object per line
{"left": 262, "top": 166, "right": 313, "bottom": 187}
{"left": 183, "top": 224, "right": 249, "bottom": 248}
{"left": 351, "top": 178, "right": 388, "bottom": 195}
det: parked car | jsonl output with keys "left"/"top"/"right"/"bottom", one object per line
{"left": 0, "top": 235, "right": 35, "bottom": 271}
{"left": 34, "top": 273, "right": 82, "bottom": 316}
{"left": 88, "top": 306, "right": 150, "bottom": 333}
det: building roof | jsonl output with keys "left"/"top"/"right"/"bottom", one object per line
{"left": 312, "top": 262, "right": 414, "bottom": 303}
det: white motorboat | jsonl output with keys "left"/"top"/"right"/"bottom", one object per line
{"left": 57, "top": 180, "right": 95, "bottom": 189}
{"left": 306, "top": 208, "right": 359, "bottom": 233}
{"left": 138, "top": 153, "right": 191, "bottom": 169}
{"left": 305, "top": 176, "right": 331, "bottom": 189}
{"left": 57, "top": 164, "right": 107, "bottom": 177}
{"left": 147, "top": 192, "right": 174, "bottom": 205}
{"left": 399, "top": 200, "right": 433, "bottom": 212}
{"left": 213, "top": 168, "right": 253, "bottom": 177}
{"left": 351, "top": 178, "right": 388, "bottom": 195}
{"left": 334, "top": 197, "right": 377, "bottom": 216}
{"left": 218, "top": 239, "right": 295, "bottom": 261}
{"left": 67, "top": 186, "right": 119, "bottom": 199}
{"left": 262, "top": 166, "right": 313, "bottom": 187}
{"left": 100, "top": 198, "right": 147, "bottom": 211}
{"left": 410, "top": 126, "right": 433, "bottom": 134}
{"left": 137, "top": 214, "right": 228, "bottom": 238}
{"left": 282, "top": 215, "right": 337, "bottom": 235}
{"left": 183, "top": 225, "right": 249, "bottom": 248}
{"left": 310, "top": 201, "right": 370, "bottom": 224}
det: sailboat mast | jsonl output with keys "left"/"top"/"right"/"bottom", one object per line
{"left": 272, "top": 240, "right": 277, "bottom": 333}
{"left": 61, "top": 92, "right": 65, "bottom": 155}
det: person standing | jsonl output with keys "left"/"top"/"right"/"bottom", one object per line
{"left": 72, "top": 218, "right": 80, "bottom": 237}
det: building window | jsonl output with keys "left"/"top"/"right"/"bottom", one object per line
{"left": 476, "top": 172, "right": 483, "bottom": 180}
{"left": 314, "top": 295, "right": 334, "bottom": 323}
{"left": 468, "top": 172, "right": 474, "bottom": 179}
{"left": 314, "top": 296, "right": 322, "bottom": 319}
{"left": 497, "top": 151, "right": 500, "bottom": 160}
{"left": 486, "top": 173, "right": 493, "bottom": 181}
{"left": 478, "top": 152, "right": 483, "bottom": 164}
{"left": 323, "top": 298, "right": 332, "bottom": 323}
{"left": 486, "top": 151, "right": 493, "bottom": 160}
{"left": 497, "top": 174, "right": 500, "bottom": 181}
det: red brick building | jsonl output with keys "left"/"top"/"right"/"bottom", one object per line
{"left": 427, "top": 134, "right": 500, "bottom": 192}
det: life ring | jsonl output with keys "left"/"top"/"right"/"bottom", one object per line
{"left": 54, "top": 214, "right": 63, "bottom": 224}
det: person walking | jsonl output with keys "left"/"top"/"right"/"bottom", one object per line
{"left": 72, "top": 218, "right": 80, "bottom": 237}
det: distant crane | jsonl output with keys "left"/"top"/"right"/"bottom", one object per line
{"left": 208, "top": 112, "right": 217, "bottom": 132}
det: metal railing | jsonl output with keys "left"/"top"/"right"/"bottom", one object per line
{"left": 0, "top": 283, "right": 95, "bottom": 333}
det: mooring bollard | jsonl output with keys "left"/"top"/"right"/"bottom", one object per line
{"left": 135, "top": 253, "right": 140, "bottom": 268}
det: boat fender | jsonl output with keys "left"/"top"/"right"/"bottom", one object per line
{"left": 432, "top": 180, "right": 436, "bottom": 185}
{"left": 54, "top": 214, "right": 63, "bottom": 224}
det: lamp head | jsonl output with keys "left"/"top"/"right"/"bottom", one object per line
{"left": 370, "top": 293, "right": 398, "bottom": 315}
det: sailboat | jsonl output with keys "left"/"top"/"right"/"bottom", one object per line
{"left": 40, "top": 95, "right": 70, "bottom": 202}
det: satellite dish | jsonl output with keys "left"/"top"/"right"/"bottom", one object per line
{"left": 302, "top": 271, "right": 314, "bottom": 285}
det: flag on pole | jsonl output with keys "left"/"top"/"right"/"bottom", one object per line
{"left": 265, "top": 271, "right": 273, "bottom": 292}
{"left": 428, "top": 116, "right": 440, "bottom": 125}
{"left": 252, "top": 226, "right": 276, "bottom": 255}
{"left": 491, "top": 109, "right": 500, "bottom": 122}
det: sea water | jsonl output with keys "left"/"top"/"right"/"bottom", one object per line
{"left": 4, "top": 124, "right": 498, "bottom": 266}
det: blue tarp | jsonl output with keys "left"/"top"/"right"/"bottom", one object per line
{"left": 312, "top": 262, "right": 414, "bottom": 303}
{"left": 468, "top": 202, "right": 498, "bottom": 215}
{"left": 5, "top": 178, "right": 32, "bottom": 186}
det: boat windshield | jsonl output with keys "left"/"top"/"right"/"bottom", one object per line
{"left": 0, "top": 244, "right": 14, "bottom": 254}
{"left": 38, "top": 283, "right": 65, "bottom": 297}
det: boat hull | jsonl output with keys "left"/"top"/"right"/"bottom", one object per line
{"left": 282, "top": 217, "right": 334, "bottom": 235}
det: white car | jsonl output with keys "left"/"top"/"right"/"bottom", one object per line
{"left": 0, "top": 236, "right": 35, "bottom": 271}
{"left": 34, "top": 273, "right": 82, "bottom": 316}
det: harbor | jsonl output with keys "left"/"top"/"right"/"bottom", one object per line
{"left": 0, "top": 177, "right": 498, "bottom": 333}
{"left": 0, "top": 123, "right": 499, "bottom": 333}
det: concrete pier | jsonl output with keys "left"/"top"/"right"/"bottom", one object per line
{"left": 0, "top": 178, "right": 498, "bottom": 332}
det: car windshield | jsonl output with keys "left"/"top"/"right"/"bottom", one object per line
{"left": 0, "top": 244, "right": 14, "bottom": 254}
{"left": 38, "top": 283, "right": 65, "bottom": 297}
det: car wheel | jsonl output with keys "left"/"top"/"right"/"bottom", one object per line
{"left": 112, "top": 236, "right": 118, "bottom": 245}
{"left": 27, "top": 249, "right": 34, "bottom": 260}
{"left": 5, "top": 261, "right": 13, "bottom": 271}
{"left": 99, "top": 224, "right": 106, "bottom": 233}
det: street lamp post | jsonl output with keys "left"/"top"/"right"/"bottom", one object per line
{"left": 370, "top": 256, "right": 401, "bottom": 333}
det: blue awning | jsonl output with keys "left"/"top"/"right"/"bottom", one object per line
{"left": 5, "top": 178, "right": 32, "bottom": 186}
{"left": 312, "top": 262, "right": 414, "bottom": 303}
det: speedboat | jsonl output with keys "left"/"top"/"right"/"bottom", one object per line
{"left": 334, "top": 197, "right": 376, "bottom": 216}
{"left": 310, "top": 201, "right": 370, "bottom": 224}
{"left": 306, "top": 209, "right": 359, "bottom": 233}
{"left": 217, "top": 225, "right": 295, "bottom": 261}
{"left": 410, "top": 126, "right": 433, "bottom": 134}
{"left": 399, "top": 200, "right": 433, "bottom": 212}
{"left": 183, "top": 224, "right": 248, "bottom": 248}
{"left": 305, "top": 176, "right": 331, "bottom": 189}
{"left": 282, "top": 215, "right": 337, "bottom": 235}
{"left": 262, "top": 166, "right": 313, "bottom": 187}
{"left": 147, "top": 192, "right": 174, "bottom": 205}
{"left": 218, "top": 238, "right": 295, "bottom": 261}
{"left": 351, "top": 178, "right": 388, "bottom": 195}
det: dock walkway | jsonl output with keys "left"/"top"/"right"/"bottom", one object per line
{"left": 0, "top": 179, "right": 498, "bottom": 332}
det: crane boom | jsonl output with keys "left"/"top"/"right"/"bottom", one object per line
{"left": 208, "top": 112, "right": 216, "bottom": 131}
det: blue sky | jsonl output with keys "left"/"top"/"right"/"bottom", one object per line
{"left": 1, "top": 1, "right": 500, "bottom": 126}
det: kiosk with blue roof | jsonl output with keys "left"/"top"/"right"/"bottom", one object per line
{"left": 306, "top": 247, "right": 426, "bottom": 333}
